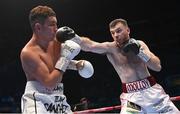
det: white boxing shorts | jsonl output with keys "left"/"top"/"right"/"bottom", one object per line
{"left": 21, "top": 81, "right": 72, "bottom": 114}
{"left": 120, "top": 76, "right": 179, "bottom": 114}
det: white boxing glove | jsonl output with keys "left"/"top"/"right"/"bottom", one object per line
{"left": 55, "top": 40, "right": 81, "bottom": 72}
{"left": 78, "top": 60, "right": 94, "bottom": 78}
{"left": 67, "top": 60, "right": 94, "bottom": 78}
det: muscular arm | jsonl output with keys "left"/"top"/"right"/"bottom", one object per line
{"left": 139, "top": 41, "right": 162, "bottom": 71}
{"left": 80, "top": 37, "right": 113, "bottom": 54}
{"left": 21, "top": 50, "right": 63, "bottom": 89}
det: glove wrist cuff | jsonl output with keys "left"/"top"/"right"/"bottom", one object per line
{"left": 55, "top": 57, "right": 70, "bottom": 72}
{"left": 71, "top": 34, "right": 82, "bottom": 44}
{"left": 137, "top": 49, "right": 151, "bottom": 62}
{"left": 67, "top": 60, "right": 78, "bottom": 70}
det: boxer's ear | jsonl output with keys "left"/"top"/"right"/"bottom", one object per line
{"left": 34, "top": 23, "right": 41, "bottom": 32}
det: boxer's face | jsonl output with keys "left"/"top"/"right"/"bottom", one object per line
{"left": 39, "top": 16, "right": 58, "bottom": 41}
{"left": 110, "top": 22, "right": 130, "bottom": 47}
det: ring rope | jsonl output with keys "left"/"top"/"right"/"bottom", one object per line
{"left": 74, "top": 96, "right": 180, "bottom": 113}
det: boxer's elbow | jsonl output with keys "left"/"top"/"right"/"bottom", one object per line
{"left": 155, "top": 59, "right": 162, "bottom": 72}
{"left": 148, "top": 62, "right": 162, "bottom": 72}
{"left": 41, "top": 79, "right": 56, "bottom": 89}
{"left": 41, "top": 75, "right": 61, "bottom": 89}
{"left": 150, "top": 56, "right": 162, "bottom": 72}
{"left": 155, "top": 64, "right": 162, "bottom": 72}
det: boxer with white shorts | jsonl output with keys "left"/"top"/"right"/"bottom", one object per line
{"left": 21, "top": 81, "right": 71, "bottom": 114}
{"left": 20, "top": 6, "right": 93, "bottom": 114}
{"left": 63, "top": 18, "right": 179, "bottom": 113}
{"left": 120, "top": 76, "right": 179, "bottom": 113}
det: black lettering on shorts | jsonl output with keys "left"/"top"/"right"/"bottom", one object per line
{"left": 44, "top": 96, "right": 69, "bottom": 113}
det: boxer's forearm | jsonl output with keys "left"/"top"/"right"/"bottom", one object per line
{"left": 80, "top": 37, "right": 95, "bottom": 52}
{"left": 80, "top": 37, "right": 110, "bottom": 54}
{"left": 146, "top": 53, "right": 161, "bottom": 72}
{"left": 137, "top": 41, "right": 161, "bottom": 71}
{"left": 67, "top": 60, "right": 79, "bottom": 70}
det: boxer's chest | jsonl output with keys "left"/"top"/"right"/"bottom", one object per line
{"left": 40, "top": 43, "right": 60, "bottom": 72}
{"left": 111, "top": 50, "right": 140, "bottom": 63}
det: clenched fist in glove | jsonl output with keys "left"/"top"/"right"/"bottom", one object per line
{"left": 78, "top": 60, "right": 94, "bottom": 78}
{"left": 122, "top": 38, "right": 140, "bottom": 54}
{"left": 56, "top": 26, "right": 82, "bottom": 44}
{"left": 67, "top": 60, "right": 94, "bottom": 78}
{"left": 122, "top": 38, "right": 150, "bottom": 62}
{"left": 55, "top": 40, "right": 81, "bottom": 72}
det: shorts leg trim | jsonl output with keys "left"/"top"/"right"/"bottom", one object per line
{"left": 33, "top": 92, "right": 37, "bottom": 114}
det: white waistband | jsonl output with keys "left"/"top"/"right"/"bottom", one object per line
{"left": 24, "top": 81, "right": 64, "bottom": 95}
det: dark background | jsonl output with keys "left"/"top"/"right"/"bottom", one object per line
{"left": 0, "top": 0, "right": 179, "bottom": 112}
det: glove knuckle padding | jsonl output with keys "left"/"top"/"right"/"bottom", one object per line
{"left": 78, "top": 61, "right": 94, "bottom": 78}
{"left": 56, "top": 26, "right": 75, "bottom": 42}
{"left": 123, "top": 38, "right": 140, "bottom": 54}
{"left": 62, "top": 40, "right": 81, "bottom": 60}
{"left": 55, "top": 40, "right": 81, "bottom": 72}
